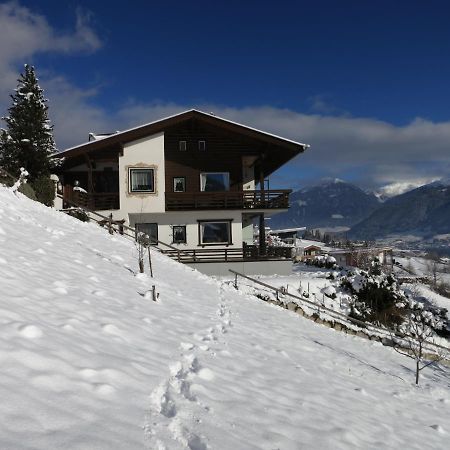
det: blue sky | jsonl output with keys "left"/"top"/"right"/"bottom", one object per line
{"left": 1, "top": 0, "right": 450, "bottom": 192}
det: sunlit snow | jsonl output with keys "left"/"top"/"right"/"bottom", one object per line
{"left": 0, "top": 185, "right": 449, "bottom": 449}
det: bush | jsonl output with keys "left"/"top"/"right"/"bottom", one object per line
{"left": 31, "top": 176, "right": 55, "bottom": 207}
{"left": 18, "top": 182, "right": 37, "bottom": 201}
{"left": 341, "top": 269, "right": 407, "bottom": 327}
{"left": 67, "top": 208, "right": 90, "bottom": 222}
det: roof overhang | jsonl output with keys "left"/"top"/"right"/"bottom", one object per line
{"left": 53, "top": 109, "right": 309, "bottom": 175}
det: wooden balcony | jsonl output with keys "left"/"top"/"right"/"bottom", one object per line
{"left": 65, "top": 191, "right": 120, "bottom": 211}
{"left": 160, "top": 245, "right": 293, "bottom": 263}
{"left": 165, "top": 189, "right": 291, "bottom": 211}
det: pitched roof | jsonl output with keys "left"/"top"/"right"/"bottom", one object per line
{"left": 55, "top": 109, "right": 309, "bottom": 159}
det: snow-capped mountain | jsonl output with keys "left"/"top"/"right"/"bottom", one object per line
{"left": 350, "top": 180, "right": 450, "bottom": 239}
{"left": 372, "top": 180, "right": 436, "bottom": 202}
{"left": 270, "top": 179, "right": 381, "bottom": 230}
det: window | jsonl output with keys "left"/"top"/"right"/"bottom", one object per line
{"left": 129, "top": 168, "right": 154, "bottom": 193}
{"left": 199, "top": 220, "right": 232, "bottom": 245}
{"left": 198, "top": 140, "right": 206, "bottom": 151}
{"left": 179, "top": 140, "right": 187, "bottom": 151}
{"left": 200, "top": 172, "right": 229, "bottom": 192}
{"left": 173, "top": 177, "right": 186, "bottom": 192}
{"left": 172, "top": 225, "right": 187, "bottom": 244}
{"left": 135, "top": 223, "right": 158, "bottom": 245}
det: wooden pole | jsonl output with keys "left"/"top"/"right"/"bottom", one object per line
{"left": 108, "top": 213, "right": 113, "bottom": 235}
{"left": 259, "top": 213, "right": 266, "bottom": 256}
{"left": 147, "top": 246, "right": 153, "bottom": 278}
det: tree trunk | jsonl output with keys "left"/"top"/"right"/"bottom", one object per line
{"left": 415, "top": 360, "right": 420, "bottom": 385}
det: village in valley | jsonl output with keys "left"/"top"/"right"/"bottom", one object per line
{"left": 1, "top": 2, "right": 450, "bottom": 449}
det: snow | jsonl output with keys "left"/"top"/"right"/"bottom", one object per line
{"left": 0, "top": 185, "right": 450, "bottom": 449}
{"left": 377, "top": 181, "right": 430, "bottom": 198}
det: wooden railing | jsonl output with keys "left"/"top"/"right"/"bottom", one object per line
{"left": 160, "top": 246, "right": 293, "bottom": 263}
{"left": 66, "top": 191, "right": 120, "bottom": 211}
{"left": 165, "top": 189, "right": 291, "bottom": 211}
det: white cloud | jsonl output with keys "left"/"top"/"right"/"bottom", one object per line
{"left": 0, "top": 1, "right": 101, "bottom": 101}
{"left": 377, "top": 180, "right": 435, "bottom": 198}
{"left": 51, "top": 100, "right": 450, "bottom": 188}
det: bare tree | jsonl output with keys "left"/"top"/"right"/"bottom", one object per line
{"left": 391, "top": 306, "right": 447, "bottom": 385}
{"left": 425, "top": 252, "right": 441, "bottom": 288}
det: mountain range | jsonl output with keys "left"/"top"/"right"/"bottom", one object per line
{"left": 350, "top": 180, "right": 450, "bottom": 239}
{"left": 269, "top": 178, "right": 380, "bottom": 230}
{"left": 271, "top": 179, "right": 450, "bottom": 240}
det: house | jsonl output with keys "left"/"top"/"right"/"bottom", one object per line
{"left": 268, "top": 227, "right": 306, "bottom": 245}
{"left": 54, "top": 109, "right": 308, "bottom": 275}
{"left": 303, "top": 244, "right": 322, "bottom": 257}
{"left": 329, "top": 247, "right": 393, "bottom": 271}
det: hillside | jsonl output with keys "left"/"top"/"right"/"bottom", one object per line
{"left": 270, "top": 179, "right": 380, "bottom": 230}
{"left": 350, "top": 181, "right": 450, "bottom": 239}
{"left": 1, "top": 185, "right": 450, "bottom": 449}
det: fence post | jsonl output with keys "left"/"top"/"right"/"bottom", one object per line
{"left": 108, "top": 213, "right": 113, "bottom": 235}
{"left": 147, "top": 246, "right": 153, "bottom": 278}
{"left": 234, "top": 272, "right": 238, "bottom": 289}
{"left": 151, "top": 285, "right": 157, "bottom": 302}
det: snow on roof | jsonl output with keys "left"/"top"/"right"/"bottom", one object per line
{"left": 269, "top": 227, "right": 306, "bottom": 234}
{"left": 88, "top": 132, "right": 119, "bottom": 141}
{"left": 304, "top": 244, "right": 322, "bottom": 250}
{"left": 57, "top": 109, "right": 309, "bottom": 156}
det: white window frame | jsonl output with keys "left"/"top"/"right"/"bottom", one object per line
{"left": 198, "top": 220, "right": 232, "bottom": 246}
{"left": 128, "top": 167, "right": 155, "bottom": 193}
{"left": 198, "top": 140, "right": 206, "bottom": 151}
{"left": 179, "top": 140, "right": 187, "bottom": 151}
{"left": 172, "top": 225, "right": 187, "bottom": 244}
{"left": 200, "top": 172, "right": 230, "bottom": 192}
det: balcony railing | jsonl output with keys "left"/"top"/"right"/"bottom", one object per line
{"left": 65, "top": 191, "right": 120, "bottom": 211}
{"left": 165, "top": 190, "right": 291, "bottom": 211}
{"left": 160, "top": 245, "right": 293, "bottom": 263}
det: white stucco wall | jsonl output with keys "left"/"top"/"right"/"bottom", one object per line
{"left": 129, "top": 210, "right": 244, "bottom": 249}
{"left": 117, "top": 132, "right": 166, "bottom": 217}
{"left": 242, "top": 156, "right": 256, "bottom": 190}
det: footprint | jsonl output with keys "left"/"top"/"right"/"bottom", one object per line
{"left": 197, "top": 368, "right": 214, "bottom": 381}
{"left": 94, "top": 383, "right": 116, "bottom": 396}
{"left": 180, "top": 342, "right": 195, "bottom": 351}
{"left": 54, "top": 287, "right": 68, "bottom": 295}
{"left": 19, "top": 324, "right": 43, "bottom": 339}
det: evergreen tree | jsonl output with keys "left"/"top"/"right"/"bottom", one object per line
{"left": 0, "top": 64, "right": 57, "bottom": 181}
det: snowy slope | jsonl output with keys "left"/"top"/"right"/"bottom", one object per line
{"left": 1, "top": 186, "right": 450, "bottom": 450}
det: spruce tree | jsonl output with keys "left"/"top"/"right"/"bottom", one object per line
{"left": 0, "top": 64, "right": 57, "bottom": 181}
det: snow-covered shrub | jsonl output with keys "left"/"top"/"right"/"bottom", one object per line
{"left": 341, "top": 269, "right": 406, "bottom": 327}
{"left": 341, "top": 268, "right": 449, "bottom": 333}
{"left": 67, "top": 208, "right": 89, "bottom": 222}
{"left": 308, "top": 254, "right": 338, "bottom": 270}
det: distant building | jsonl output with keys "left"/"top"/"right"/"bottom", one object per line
{"left": 268, "top": 227, "right": 306, "bottom": 245}
{"left": 295, "top": 244, "right": 324, "bottom": 262}
{"left": 329, "top": 247, "right": 393, "bottom": 270}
